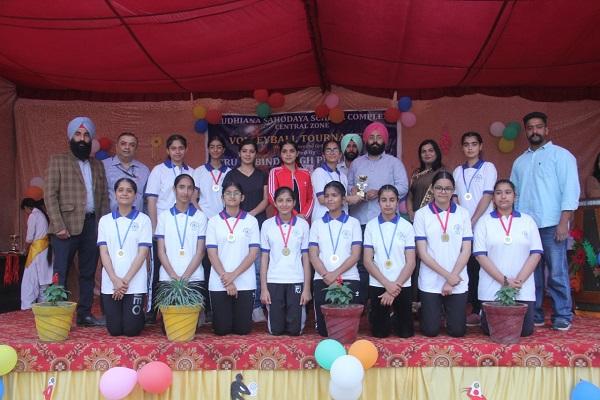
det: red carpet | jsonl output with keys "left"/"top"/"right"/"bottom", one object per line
{"left": 2, "top": 310, "right": 598, "bottom": 372}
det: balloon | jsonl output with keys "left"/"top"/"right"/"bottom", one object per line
{"left": 314, "top": 339, "right": 346, "bottom": 370}
{"left": 329, "top": 107, "right": 344, "bottom": 124}
{"left": 137, "top": 361, "right": 172, "bottom": 394}
{"left": 325, "top": 93, "right": 340, "bottom": 109}
{"left": 194, "top": 119, "right": 208, "bottom": 134}
{"left": 95, "top": 150, "right": 110, "bottom": 160}
{"left": 498, "top": 137, "right": 515, "bottom": 153}
{"left": 256, "top": 102, "right": 272, "bottom": 118}
{"left": 99, "top": 367, "right": 138, "bottom": 400}
{"left": 329, "top": 380, "right": 362, "bottom": 400}
{"left": 502, "top": 123, "right": 520, "bottom": 140}
{"left": 91, "top": 139, "right": 100, "bottom": 156}
{"left": 192, "top": 105, "right": 207, "bottom": 119}
{"left": 398, "top": 96, "right": 412, "bottom": 112}
{"left": 206, "top": 109, "right": 222, "bottom": 125}
{"left": 400, "top": 111, "right": 417, "bottom": 128}
{"left": 489, "top": 121, "right": 505, "bottom": 137}
{"left": 0, "top": 345, "right": 17, "bottom": 376}
{"left": 0, "top": 376, "right": 3, "bottom": 399}
{"left": 29, "top": 176, "right": 45, "bottom": 188}
{"left": 597, "top": 252, "right": 600, "bottom": 265}
{"left": 315, "top": 103, "right": 330, "bottom": 119}
{"left": 267, "top": 92, "right": 285, "bottom": 108}
{"left": 384, "top": 107, "right": 400, "bottom": 123}
{"left": 571, "top": 379, "right": 600, "bottom": 400}
{"left": 330, "top": 355, "right": 364, "bottom": 389}
{"left": 98, "top": 137, "right": 112, "bottom": 151}
{"left": 253, "top": 89, "right": 269, "bottom": 103}
{"left": 348, "top": 339, "right": 378, "bottom": 369}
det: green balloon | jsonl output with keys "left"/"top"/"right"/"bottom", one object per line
{"left": 502, "top": 125, "right": 518, "bottom": 140}
{"left": 256, "top": 102, "right": 271, "bottom": 118}
{"left": 315, "top": 339, "right": 346, "bottom": 370}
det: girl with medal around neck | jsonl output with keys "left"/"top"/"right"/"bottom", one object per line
{"left": 98, "top": 178, "right": 152, "bottom": 336}
{"left": 206, "top": 181, "right": 260, "bottom": 335}
{"left": 260, "top": 186, "right": 311, "bottom": 336}
{"left": 413, "top": 170, "right": 473, "bottom": 338}
{"left": 363, "top": 185, "right": 416, "bottom": 338}
{"left": 309, "top": 181, "right": 363, "bottom": 337}
{"left": 473, "top": 179, "right": 542, "bottom": 337}
{"left": 194, "top": 135, "right": 231, "bottom": 218}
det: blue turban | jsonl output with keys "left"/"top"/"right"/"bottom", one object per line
{"left": 67, "top": 117, "right": 96, "bottom": 140}
{"left": 340, "top": 133, "right": 363, "bottom": 153}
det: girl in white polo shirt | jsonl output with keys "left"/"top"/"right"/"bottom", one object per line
{"left": 98, "top": 178, "right": 152, "bottom": 336}
{"left": 154, "top": 174, "right": 207, "bottom": 308}
{"left": 413, "top": 170, "right": 472, "bottom": 337}
{"left": 311, "top": 140, "right": 348, "bottom": 221}
{"left": 363, "top": 185, "right": 416, "bottom": 338}
{"left": 309, "top": 181, "right": 362, "bottom": 337}
{"left": 206, "top": 181, "right": 260, "bottom": 335}
{"left": 474, "top": 179, "right": 542, "bottom": 337}
{"left": 193, "top": 135, "right": 232, "bottom": 218}
{"left": 260, "top": 186, "right": 311, "bottom": 336}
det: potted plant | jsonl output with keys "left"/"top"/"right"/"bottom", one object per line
{"left": 31, "top": 273, "right": 77, "bottom": 341}
{"left": 154, "top": 279, "right": 204, "bottom": 342}
{"left": 320, "top": 279, "right": 364, "bottom": 344}
{"left": 481, "top": 285, "right": 528, "bottom": 345}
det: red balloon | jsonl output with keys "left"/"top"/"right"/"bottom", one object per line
{"left": 98, "top": 137, "right": 112, "bottom": 151}
{"left": 267, "top": 92, "right": 285, "bottom": 108}
{"left": 206, "top": 109, "right": 222, "bottom": 125}
{"left": 253, "top": 89, "right": 269, "bottom": 103}
{"left": 315, "top": 103, "right": 330, "bottom": 118}
{"left": 329, "top": 107, "right": 345, "bottom": 124}
{"left": 137, "top": 361, "right": 172, "bottom": 394}
{"left": 384, "top": 107, "right": 400, "bottom": 123}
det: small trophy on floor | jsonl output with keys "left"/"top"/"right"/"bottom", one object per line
{"left": 356, "top": 175, "right": 368, "bottom": 199}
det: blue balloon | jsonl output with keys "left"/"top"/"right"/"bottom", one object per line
{"left": 597, "top": 251, "right": 600, "bottom": 265}
{"left": 314, "top": 339, "right": 346, "bottom": 370}
{"left": 94, "top": 150, "right": 109, "bottom": 160}
{"left": 0, "top": 376, "right": 4, "bottom": 399}
{"left": 398, "top": 96, "right": 412, "bottom": 112}
{"left": 194, "top": 119, "right": 208, "bottom": 134}
{"left": 571, "top": 379, "right": 600, "bottom": 400}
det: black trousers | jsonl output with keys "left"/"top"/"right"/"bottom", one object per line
{"left": 51, "top": 214, "right": 99, "bottom": 319}
{"left": 313, "top": 279, "right": 361, "bottom": 337}
{"left": 481, "top": 300, "right": 535, "bottom": 337}
{"left": 210, "top": 290, "right": 254, "bottom": 335}
{"left": 368, "top": 286, "right": 414, "bottom": 338}
{"left": 147, "top": 239, "right": 161, "bottom": 314}
{"left": 419, "top": 290, "right": 468, "bottom": 337}
{"left": 356, "top": 225, "right": 369, "bottom": 306}
{"left": 466, "top": 255, "right": 482, "bottom": 314}
{"left": 102, "top": 293, "right": 145, "bottom": 336}
{"left": 266, "top": 283, "right": 305, "bottom": 336}
{"left": 201, "top": 253, "right": 212, "bottom": 313}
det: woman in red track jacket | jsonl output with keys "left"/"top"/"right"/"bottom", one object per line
{"left": 268, "top": 140, "right": 314, "bottom": 220}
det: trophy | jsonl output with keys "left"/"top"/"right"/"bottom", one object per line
{"left": 356, "top": 175, "right": 368, "bottom": 199}
{"left": 8, "top": 234, "right": 20, "bottom": 253}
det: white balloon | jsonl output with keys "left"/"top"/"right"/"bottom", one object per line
{"left": 330, "top": 355, "right": 364, "bottom": 389}
{"left": 489, "top": 121, "right": 505, "bottom": 137}
{"left": 329, "top": 380, "right": 363, "bottom": 400}
{"left": 29, "top": 176, "right": 44, "bottom": 188}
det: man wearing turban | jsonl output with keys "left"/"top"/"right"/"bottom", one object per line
{"left": 337, "top": 133, "right": 363, "bottom": 178}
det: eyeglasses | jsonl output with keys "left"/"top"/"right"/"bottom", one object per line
{"left": 324, "top": 148, "right": 340, "bottom": 154}
{"left": 223, "top": 191, "right": 242, "bottom": 198}
{"left": 433, "top": 186, "right": 454, "bottom": 193}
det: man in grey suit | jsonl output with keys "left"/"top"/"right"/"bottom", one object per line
{"left": 45, "top": 117, "right": 109, "bottom": 326}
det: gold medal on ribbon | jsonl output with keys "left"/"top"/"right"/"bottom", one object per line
{"left": 282, "top": 247, "right": 290, "bottom": 256}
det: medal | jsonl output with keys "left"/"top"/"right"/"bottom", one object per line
{"left": 384, "top": 259, "right": 393, "bottom": 268}
{"left": 212, "top": 184, "right": 221, "bottom": 192}
{"left": 504, "top": 236, "right": 512, "bottom": 245}
{"left": 114, "top": 210, "right": 136, "bottom": 261}
{"left": 277, "top": 215, "right": 294, "bottom": 257}
{"left": 282, "top": 247, "right": 290, "bottom": 256}
{"left": 179, "top": 249, "right": 186, "bottom": 256}
{"left": 461, "top": 161, "right": 483, "bottom": 203}
{"left": 227, "top": 233, "right": 236, "bottom": 242}
{"left": 498, "top": 212, "right": 514, "bottom": 246}
{"left": 174, "top": 206, "right": 190, "bottom": 259}
{"left": 210, "top": 167, "right": 224, "bottom": 193}
{"left": 432, "top": 203, "right": 451, "bottom": 244}
{"left": 222, "top": 210, "right": 243, "bottom": 244}
{"left": 327, "top": 212, "right": 348, "bottom": 266}
{"left": 378, "top": 214, "right": 400, "bottom": 271}
{"left": 441, "top": 233, "right": 450, "bottom": 242}
{"left": 117, "top": 249, "right": 125, "bottom": 258}
{"left": 330, "top": 254, "right": 340, "bottom": 264}
{"left": 464, "top": 193, "right": 472, "bottom": 201}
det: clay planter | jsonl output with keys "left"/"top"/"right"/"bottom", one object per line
{"left": 482, "top": 302, "right": 528, "bottom": 344}
{"left": 160, "top": 305, "right": 202, "bottom": 342}
{"left": 31, "top": 301, "right": 77, "bottom": 342}
{"left": 320, "top": 304, "right": 364, "bottom": 344}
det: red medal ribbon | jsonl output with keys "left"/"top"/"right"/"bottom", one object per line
{"left": 210, "top": 169, "right": 223, "bottom": 186}
{"left": 276, "top": 216, "right": 293, "bottom": 248}
{"left": 432, "top": 203, "right": 451, "bottom": 234}
{"left": 222, "top": 210, "right": 242, "bottom": 236}
{"left": 498, "top": 212, "right": 513, "bottom": 237}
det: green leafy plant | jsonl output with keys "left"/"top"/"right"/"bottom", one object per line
{"left": 494, "top": 285, "right": 520, "bottom": 306}
{"left": 154, "top": 279, "right": 205, "bottom": 309}
{"left": 323, "top": 282, "right": 354, "bottom": 306}
{"left": 43, "top": 273, "right": 70, "bottom": 305}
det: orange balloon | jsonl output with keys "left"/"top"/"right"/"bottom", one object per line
{"left": 329, "top": 107, "right": 345, "bottom": 124}
{"left": 193, "top": 105, "right": 207, "bottom": 119}
{"left": 348, "top": 339, "right": 378, "bottom": 369}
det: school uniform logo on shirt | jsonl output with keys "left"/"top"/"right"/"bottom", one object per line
{"left": 522, "top": 230, "right": 529, "bottom": 238}
{"left": 453, "top": 224, "right": 462, "bottom": 235}
{"left": 190, "top": 221, "right": 200, "bottom": 232}
{"left": 130, "top": 222, "right": 139, "bottom": 231}
{"left": 243, "top": 227, "right": 251, "bottom": 238}
{"left": 342, "top": 229, "right": 351, "bottom": 239}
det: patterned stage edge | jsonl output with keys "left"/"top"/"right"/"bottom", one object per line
{"left": 2, "top": 310, "right": 599, "bottom": 372}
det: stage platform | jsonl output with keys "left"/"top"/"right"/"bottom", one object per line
{"left": 1, "top": 310, "right": 599, "bottom": 399}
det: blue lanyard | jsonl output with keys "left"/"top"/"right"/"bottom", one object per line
{"left": 174, "top": 208, "right": 190, "bottom": 249}
{"left": 327, "top": 213, "right": 348, "bottom": 254}
{"left": 115, "top": 214, "right": 135, "bottom": 250}
{"left": 377, "top": 215, "right": 399, "bottom": 260}
{"left": 462, "top": 161, "right": 484, "bottom": 194}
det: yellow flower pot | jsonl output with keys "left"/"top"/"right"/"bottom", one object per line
{"left": 31, "top": 302, "right": 77, "bottom": 342}
{"left": 160, "top": 305, "right": 202, "bottom": 342}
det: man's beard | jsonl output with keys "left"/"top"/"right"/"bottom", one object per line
{"left": 70, "top": 139, "right": 92, "bottom": 160}
{"left": 344, "top": 150, "right": 358, "bottom": 162}
{"left": 366, "top": 142, "right": 384, "bottom": 156}
{"left": 527, "top": 134, "right": 543, "bottom": 145}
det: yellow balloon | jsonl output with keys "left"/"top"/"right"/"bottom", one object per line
{"left": 0, "top": 345, "right": 17, "bottom": 376}
{"left": 192, "top": 105, "right": 207, "bottom": 119}
{"left": 498, "top": 137, "right": 515, "bottom": 153}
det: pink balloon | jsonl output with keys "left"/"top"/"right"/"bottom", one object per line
{"left": 489, "top": 121, "right": 505, "bottom": 137}
{"left": 29, "top": 176, "right": 45, "bottom": 188}
{"left": 400, "top": 112, "right": 417, "bottom": 128}
{"left": 91, "top": 139, "right": 100, "bottom": 155}
{"left": 99, "top": 367, "right": 138, "bottom": 400}
{"left": 138, "top": 361, "right": 172, "bottom": 394}
{"left": 325, "top": 93, "right": 340, "bottom": 109}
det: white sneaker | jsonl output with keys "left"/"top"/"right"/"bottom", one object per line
{"left": 252, "top": 307, "right": 266, "bottom": 322}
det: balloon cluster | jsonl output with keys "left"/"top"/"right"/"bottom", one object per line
{"left": 314, "top": 338, "right": 378, "bottom": 400}
{"left": 489, "top": 121, "right": 522, "bottom": 153}
{"left": 99, "top": 361, "right": 173, "bottom": 400}
{"left": 0, "top": 344, "right": 18, "bottom": 399}
{"left": 91, "top": 137, "right": 112, "bottom": 160}
{"left": 384, "top": 96, "right": 417, "bottom": 128}
{"left": 254, "top": 89, "right": 285, "bottom": 118}
{"left": 315, "top": 93, "right": 344, "bottom": 124}
{"left": 193, "top": 105, "right": 222, "bottom": 134}
{"left": 571, "top": 379, "right": 600, "bottom": 400}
